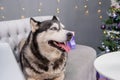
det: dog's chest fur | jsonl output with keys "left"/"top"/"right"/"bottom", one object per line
{"left": 20, "top": 43, "right": 67, "bottom": 80}
{"left": 38, "top": 42, "right": 62, "bottom": 61}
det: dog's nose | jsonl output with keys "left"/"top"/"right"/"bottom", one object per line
{"left": 67, "top": 32, "right": 73, "bottom": 41}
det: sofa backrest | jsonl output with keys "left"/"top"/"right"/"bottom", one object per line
{"left": 0, "top": 16, "right": 53, "bottom": 59}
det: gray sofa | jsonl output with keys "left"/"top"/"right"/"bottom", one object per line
{"left": 0, "top": 16, "right": 96, "bottom": 80}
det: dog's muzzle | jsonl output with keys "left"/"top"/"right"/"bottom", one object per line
{"left": 48, "top": 32, "right": 73, "bottom": 53}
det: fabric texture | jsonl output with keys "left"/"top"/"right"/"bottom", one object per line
{"left": 0, "top": 16, "right": 53, "bottom": 59}
{"left": 65, "top": 45, "right": 96, "bottom": 80}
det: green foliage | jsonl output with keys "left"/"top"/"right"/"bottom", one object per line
{"left": 115, "top": 16, "right": 120, "bottom": 22}
{"left": 109, "top": 7, "right": 120, "bottom": 13}
{"left": 99, "top": 6, "right": 120, "bottom": 52}
{"left": 98, "top": 47, "right": 105, "bottom": 51}
{"left": 103, "top": 39, "right": 118, "bottom": 51}
{"left": 116, "top": 0, "right": 120, "bottom": 2}
{"left": 105, "top": 18, "right": 113, "bottom": 24}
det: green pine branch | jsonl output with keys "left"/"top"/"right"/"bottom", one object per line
{"left": 103, "top": 39, "right": 118, "bottom": 51}
{"left": 98, "top": 47, "right": 105, "bottom": 51}
{"left": 116, "top": 0, "right": 120, "bottom": 2}
{"left": 105, "top": 18, "right": 113, "bottom": 24}
{"left": 99, "top": 6, "right": 120, "bottom": 52}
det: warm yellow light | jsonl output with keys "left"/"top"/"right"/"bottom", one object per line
{"left": 22, "top": 8, "right": 25, "bottom": 11}
{"left": 85, "top": 10, "right": 89, "bottom": 15}
{"left": 0, "top": 6, "right": 4, "bottom": 10}
{"left": 103, "top": 30, "right": 107, "bottom": 34}
{"left": 111, "top": 35, "right": 114, "bottom": 39}
{"left": 98, "top": 2, "right": 102, "bottom": 5}
{"left": 57, "top": 0, "right": 60, "bottom": 3}
{"left": 21, "top": 16, "right": 25, "bottom": 19}
{"left": 57, "top": 11, "right": 60, "bottom": 13}
{"left": 85, "top": 10, "right": 89, "bottom": 14}
{"left": 84, "top": 5, "right": 87, "bottom": 8}
{"left": 56, "top": 8, "right": 60, "bottom": 13}
{"left": 38, "top": 9, "right": 41, "bottom": 12}
{"left": 75, "top": 5, "right": 78, "bottom": 9}
{"left": 57, "top": 8, "right": 60, "bottom": 11}
{"left": 97, "top": 9, "right": 101, "bottom": 13}
{"left": 99, "top": 15, "right": 103, "bottom": 19}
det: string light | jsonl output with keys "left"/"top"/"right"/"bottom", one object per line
{"left": 84, "top": 5, "right": 88, "bottom": 8}
{"left": 0, "top": 0, "right": 103, "bottom": 20}
{"left": 86, "top": 10, "right": 89, "bottom": 13}
{"left": 0, "top": 6, "right": 5, "bottom": 20}
{"left": 74, "top": 0, "right": 79, "bottom": 10}
{"left": 85, "top": 10, "right": 89, "bottom": 15}
{"left": 57, "top": 0, "right": 60, "bottom": 3}
{"left": 0, "top": 6, "right": 4, "bottom": 10}
{"left": 22, "top": 8, "right": 25, "bottom": 11}
{"left": 56, "top": 8, "right": 60, "bottom": 13}
{"left": 98, "top": 1, "right": 102, "bottom": 5}
{"left": 98, "top": 0, "right": 102, "bottom": 19}
{"left": 19, "top": 0, "right": 26, "bottom": 19}
{"left": 75, "top": 5, "right": 78, "bottom": 9}
{"left": 99, "top": 15, "right": 103, "bottom": 19}
{"left": 21, "top": 15, "right": 25, "bottom": 19}
{"left": 84, "top": 0, "right": 89, "bottom": 15}
{"left": 97, "top": 9, "right": 101, "bottom": 13}
{"left": 103, "top": 30, "right": 107, "bottom": 34}
{"left": 38, "top": 2, "right": 42, "bottom": 14}
{"left": 57, "top": 8, "right": 60, "bottom": 11}
{"left": 38, "top": 9, "right": 41, "bottom": 12}
{"left": 21, "top": 7, "right": 25, "bottom": 19}
{"left": 56, "top": 0, "right": 60, "bottom": 14}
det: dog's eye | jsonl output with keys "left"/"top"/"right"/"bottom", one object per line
{"left": 50, "top": 27, "right": 58, "bottom": 30}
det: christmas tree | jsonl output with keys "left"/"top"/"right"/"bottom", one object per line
{"left": 98, "top": 0, "right": 120, "bottom": 53}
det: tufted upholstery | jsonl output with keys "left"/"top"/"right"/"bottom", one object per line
{"left": 0, "top": 16, "right": 53, "bottom": 59}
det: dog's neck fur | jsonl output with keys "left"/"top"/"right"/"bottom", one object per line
{"left": 28, "top": 32, "right": 62, "bottom": 62}
{"left": 38, "top": 42, "right": 62, "bottom": 61}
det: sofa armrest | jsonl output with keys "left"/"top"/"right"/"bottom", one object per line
{"left": 0, "top": 42, "right": 25, "bottom": 80}
{"left": 65, "top": 45, "right": 96, "bottom": 80}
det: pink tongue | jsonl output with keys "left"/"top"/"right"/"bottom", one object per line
{"left": 58, "top": 43, "right": 70, "bottom": 52}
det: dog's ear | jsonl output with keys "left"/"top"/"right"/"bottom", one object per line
{"left": 52, "top": 16, "right": 58, "bottom": 21}
{"left": 30, "top": 18, "right": 40, "bottom": 32}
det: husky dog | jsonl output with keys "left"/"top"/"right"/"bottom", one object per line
{"left": 19, "top": 16, "right": 73, "bottom": 80}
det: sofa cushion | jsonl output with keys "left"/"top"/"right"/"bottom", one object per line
{"left": 0, "top": 16, "right": 53, "bottom": 59}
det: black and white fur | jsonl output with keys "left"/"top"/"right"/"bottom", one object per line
{"left": 19, "top": 16, "right": 73, "bottom": 80}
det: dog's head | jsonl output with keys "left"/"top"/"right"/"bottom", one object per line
{"left": 30, "top": 16, "right": 73, "bottom": 52}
